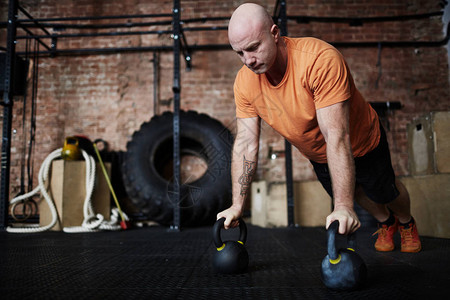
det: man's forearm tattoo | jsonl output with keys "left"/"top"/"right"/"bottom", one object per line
{"left": 238, "top": 156, "right": 256, "bottom": 197}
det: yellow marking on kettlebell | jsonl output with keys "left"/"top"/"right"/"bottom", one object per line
{"left": 329, "top": 254, "right": 342, "bottom": 264}
{"left": 237, "top": 241, "right": 244, "bottom": 245}
{"left": 347, "top": 248, "right": 355, "bottom": 252}
{"left": 217, "top": 243, "right": 225, "bottom": 251}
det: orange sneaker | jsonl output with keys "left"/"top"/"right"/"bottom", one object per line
{"left": 399, "top": 221, "right": 422, "bottom": 253}
{"left": 372, "top": 216, "right": 398, "bottom": 252}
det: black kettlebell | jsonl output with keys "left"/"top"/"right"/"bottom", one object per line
{"left": 321, "top": 220, "right": 367, "bottom": 290}
{"left": 212, "top": 217, "right": 249, "bottom": 274}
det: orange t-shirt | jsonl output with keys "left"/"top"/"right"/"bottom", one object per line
{"left": 234, "top": 37, "right": 380, "bottom": 163}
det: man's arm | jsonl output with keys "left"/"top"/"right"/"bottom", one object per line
{"left": 217, "top": 117, "right": 261, "bottom": 229}
{"left": 316, "top": 100, "right": 360, "bottom": 235}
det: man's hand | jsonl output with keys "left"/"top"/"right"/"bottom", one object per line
{"left": 326, "top": 205, "right": 360, "bottom": 235}
{"left": 217, "top": 205, "right": 243, "bottom": 229}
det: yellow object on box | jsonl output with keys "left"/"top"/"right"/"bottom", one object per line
{"left": 61, "top": 136, "right": 82, "bottom": 160}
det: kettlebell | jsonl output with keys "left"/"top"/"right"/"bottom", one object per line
{"left": 212, "top": 217, "right": 249, "bottom": 274}
{"left": 321, "top": 220, "right": 367, "bottom": 290}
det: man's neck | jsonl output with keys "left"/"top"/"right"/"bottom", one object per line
{"left": 265, "top": 38, "right": 288, "bottom": 86}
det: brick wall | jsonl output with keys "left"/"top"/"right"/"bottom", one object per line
{"left": 1, "top": 0, "right": 449, "bottom": 199}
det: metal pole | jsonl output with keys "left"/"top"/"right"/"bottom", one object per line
{"left": 153, "top": 52, "right": 159, "bottom": 115}
{"left": 16, "top": 12, "right": 173, "bottom": 23}
{"left": 169, "top": 0, "right": 181, "bottom": 232}
{"left": 277, "top": 1, "right": 295, "bottom": 228}
{"left": 1, "top": 0, "right": 19, "bottom": 230}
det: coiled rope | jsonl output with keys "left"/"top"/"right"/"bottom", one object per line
{"left": 7, "top": 148, "right": 127, "bottom": 233}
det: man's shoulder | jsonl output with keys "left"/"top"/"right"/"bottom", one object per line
{"left": 285, "top": 37, "right": 338, "bottom": 55}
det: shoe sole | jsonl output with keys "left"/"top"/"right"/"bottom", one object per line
{"left": 375, "top": 246, "right": 395, "bottom": 252}
{"left": 401, "top": 246, "right": 422, "bottom": 253}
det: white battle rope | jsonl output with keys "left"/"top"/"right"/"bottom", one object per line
{"left": 7, "top": 149, "right": 62, "bottom": 233}
{"left": 7, "top": 148, "right": 127, "bottom": 233}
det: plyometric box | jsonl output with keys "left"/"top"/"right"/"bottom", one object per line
{"left": 251, "top": 180, "right": 331, "bottom": 228}
{"left": 408, "top": 111, "right": 450, "bottom": 175}
{"left": 39, "top": 160, "right": 111, "bottom": 231}
{"left": 251, "top": 175, "right": 450, "bottom": 238}
{"left": 402, "top": 174, "right": 450, "bottom": 239}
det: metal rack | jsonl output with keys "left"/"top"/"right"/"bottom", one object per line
{"left": 1, "top": 0, "right": 448, "bottom": 230}
{"left": 1, "top": 0, "right": 19, "bottom": 230}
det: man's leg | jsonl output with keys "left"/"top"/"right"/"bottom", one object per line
{"left": 388, "top": 179, "right": 421, "bottom": 252}
{"left": 356, "top": 180, "right": 421, "bottom": 252}
{"left": 387, "top": 179, "right": 411, "bottom": 223}
{"left": 355, "top": 185, "right": 390, "bottom": 222}
{"left": 355, "top": 178, "right": 411, "bottom": 223}
{"left": 354, "top": 122, "right": 420, "bottom": 252}
{"left": 355, "top": 185, "right": 399, "bottom": 252}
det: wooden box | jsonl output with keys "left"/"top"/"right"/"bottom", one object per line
{"left": 39, "top": 160, "right": 111, "bottom": 231}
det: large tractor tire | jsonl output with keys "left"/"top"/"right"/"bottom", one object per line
{"left": 122, "top": 110, "right": 233, "bottom": 226}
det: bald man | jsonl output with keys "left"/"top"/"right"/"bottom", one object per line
{"left": 217, "top": 3, "right": 421, "bottom": 253}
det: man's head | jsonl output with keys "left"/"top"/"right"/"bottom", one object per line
{"left": 228, "top": 3, "right": 280, "bottom": 74}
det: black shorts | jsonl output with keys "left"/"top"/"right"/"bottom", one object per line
{"left": 310, "top": 123, "right": 399, "bottom": 204}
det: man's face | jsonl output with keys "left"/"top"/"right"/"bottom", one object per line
{"left": 229, "top": 25, "right": 278, "bottom": 74}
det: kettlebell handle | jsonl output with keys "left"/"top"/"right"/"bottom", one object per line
{"left": 327, "top": 220, "right": 357, "bottom": 260}
{"left": 213, "top": 217, "right": 247, "bottom": 248}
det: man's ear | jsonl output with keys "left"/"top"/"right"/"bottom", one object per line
{"left": 271, "top": 24, "right": 280, "bottom": 41}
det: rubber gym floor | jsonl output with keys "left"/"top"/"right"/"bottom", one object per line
{"left": 0, "top": 223, "right": 449, "bottom": 299}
